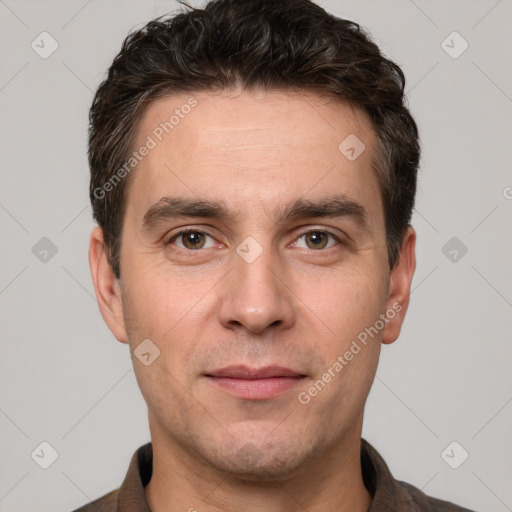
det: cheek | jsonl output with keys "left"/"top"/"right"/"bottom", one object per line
{"left": 123, "top": 256, "right": 195, "bottom": 325}
{"left": 307, "top": 265, "right": 388, "bottom": 343}
{"left": 121, "top": 267, "right": 205, "bottom": 415}
{"left": 121, "top": 260, "right": 212, "bottom": 367}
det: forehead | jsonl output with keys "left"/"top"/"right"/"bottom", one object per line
{"left": 127, "top": 89, "right": 382, "bottom": 230}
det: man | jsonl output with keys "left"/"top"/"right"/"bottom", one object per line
{"left": 77, "top": 0, "right": 476, "bottom": 510}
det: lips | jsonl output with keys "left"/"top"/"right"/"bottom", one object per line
{"left": 205, "top": 365, "right": 305, "bottom": 379}
{"left": 204, "top": 365, "right": 306, "bottom": 400}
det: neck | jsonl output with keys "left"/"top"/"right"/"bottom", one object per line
{"left": 145, "top": 420, "right": 372, "bottom": 512}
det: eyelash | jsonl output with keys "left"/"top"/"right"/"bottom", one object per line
{"left": 165, "top": 228, "right": 343, "bottom": 251}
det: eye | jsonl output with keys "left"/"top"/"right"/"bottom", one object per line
{"left": 293, "top": 230, "right": 340, "bottom": 250}
{"left": 165, "top": 229, "right": 341, "bottom": 252}
{"left": 167, "top": 230, "right": 216, "bottom": 250}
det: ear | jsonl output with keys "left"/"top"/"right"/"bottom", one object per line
{"left": 381, "top": 226, "right": 416, "bottom": 345}
{"left": 89, "top": 227, "right": 128, "bottom": 343}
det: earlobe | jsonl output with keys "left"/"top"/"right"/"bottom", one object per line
{"left": 381, "top": 226, "right": 416, "bottom": 345}
{"left": 88, "top": 227, "right": 128, "bottom": 343}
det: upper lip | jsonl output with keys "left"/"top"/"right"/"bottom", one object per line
{"left": 205, "top": 365, "right": 305, "bottom": 379}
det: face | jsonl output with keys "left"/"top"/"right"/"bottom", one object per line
{"left": 90, "top": 89, "right": 415, "bottom": 481}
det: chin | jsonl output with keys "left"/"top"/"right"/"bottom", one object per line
{"left": 205, "top": 437, "right": 318, "bottom": 482}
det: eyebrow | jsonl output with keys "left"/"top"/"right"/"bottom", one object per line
{"left": 141, "top": 194, "right": 370, "bottom": 233}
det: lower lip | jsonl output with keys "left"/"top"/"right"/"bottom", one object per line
{"left": 205, "top": 376, "right": 305, "bottom": 400}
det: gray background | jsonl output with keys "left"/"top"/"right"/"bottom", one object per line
{"left": 1, "top": 0, "right": 511, "bottom": 511}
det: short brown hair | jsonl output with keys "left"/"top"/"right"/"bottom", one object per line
{"left": 89, "top": 0, "right": 420, "bottom": 279}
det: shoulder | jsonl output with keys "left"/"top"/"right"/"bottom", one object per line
{"left": 70, "top": 487, "right": 119, "bottom": 512}
{"left": 397, "top": 480, "right": 477, "bottom": 512}
{"left": 360, "top": 438, "right": 477, "bottom": 512}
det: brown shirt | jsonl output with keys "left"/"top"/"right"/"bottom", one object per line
{"left": 72, "top": 438, "right": 476, "bottom": 512}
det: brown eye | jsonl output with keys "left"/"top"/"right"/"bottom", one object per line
{"left": 295, "top": 231, "right": 339, "bottom": 250}
{"left": 181, "top": 231, "right": 205, "bottom": 249}
{"left": 305, "top": 232, "right": 328, "bottom": 249}
{"left": 169, "top": 230, "right": 215, "bottom": 250}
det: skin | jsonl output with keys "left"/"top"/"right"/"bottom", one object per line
{"left": 89, "top": 89, "right": 416, "bottom": 512}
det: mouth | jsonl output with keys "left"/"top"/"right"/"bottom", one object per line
{"left": 204, "top": 365, "right": 307, "bottom": 400}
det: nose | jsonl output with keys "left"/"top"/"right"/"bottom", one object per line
{"left": 218, "top": 241, "right": 295, "bottom": 334}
